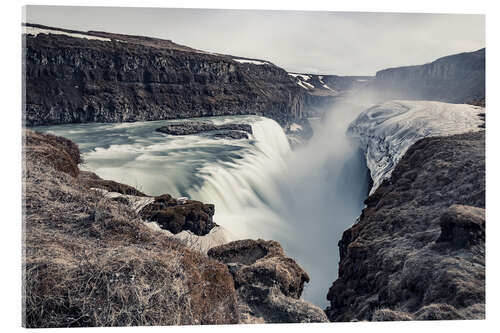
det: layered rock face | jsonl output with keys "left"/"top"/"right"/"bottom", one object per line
{"left": 23, "top": 24, "right": 306, "bottom": 127}
{"left": 208, "top": 239, "right": 329, "bottom": 323}
{"left": 366, "top": 48, "right": 485, "bottom": 103}
{"left": 326, "top": 131, "right": 485, "bottom": 321}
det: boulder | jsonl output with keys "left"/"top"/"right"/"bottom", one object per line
{"left": 140, "top": 194, "right": 216, "bottom": 235}
{"left": 156, "top": 121, "right": 253, "bottom": 137}
{"left": 208, "top": 239, "right": 328, "bottom": 323}
{"left": 437, "top": 204, "right": 485, "bottom": 248}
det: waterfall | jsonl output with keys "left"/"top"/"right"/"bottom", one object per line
{"left": 35, "top": 108, "right": 370, "bottom": 308}
{"left": 189, "top": 118, "right": 293, "bottom": 240}
{"left": 188, "top": 108, "right": 370, "bottom": 307}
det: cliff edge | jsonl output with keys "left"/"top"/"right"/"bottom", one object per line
{"left": 326, "top": 130, "right": 485, "bottom": 321}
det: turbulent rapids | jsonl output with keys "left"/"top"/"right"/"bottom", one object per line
{"left": 35, "top": 110, "right": 369, "bottom": 307}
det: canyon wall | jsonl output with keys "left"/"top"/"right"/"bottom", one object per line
{"left": 23, "top": 24, "right": 308, "bottom": 127}
{"left": 326, "top": 131, "right": 485, "bottom": 321}
{"left": 366, "top": 48, "right": 485, "bottom": 104}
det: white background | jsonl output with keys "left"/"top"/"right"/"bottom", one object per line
{"left": 1, "top": 0, "right": 498, "bottom": 332}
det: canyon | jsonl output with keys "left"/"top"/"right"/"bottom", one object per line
{"left": 23, "top": 22, "right": 486, "bottom": 326}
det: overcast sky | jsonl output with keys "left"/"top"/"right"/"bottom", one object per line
{"left": 24, "top": 6, "right": 485, "bottom": 76}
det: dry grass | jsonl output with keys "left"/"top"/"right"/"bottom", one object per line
{"left": 22, "top": 130, "right": 239, "bottom": 327}
{"left": 23, "top": 129, "right": 81, "bottom": 177}
{"left": 78, "top": 171, "right": 147, "bottom": 197}
{"left": 372, "top": 309, "right": 414, "bottom": 321}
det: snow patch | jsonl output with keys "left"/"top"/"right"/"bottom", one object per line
{"left": 233, "top": 58, "right": 268, "bottom": 65}
{"left": 296, "top": 80, "right": 312, "bottom": 90}
{"left": 24, "top": 26, "right": 112, "bottom": 42}
{"left": 92, "top": 188, "right": 154, "bottom": 212}
{"left": 322, "top": 84, "right": 337, "bottom": 93}
{"left": 348, "top": 100, "right": 484, "bottom": 194}
{"left": 302, "top": 81, "right": 315, "bottom": 89}
{"left": 288, "top": 73, "right": 311, "bottom": 81}
{"left": 290, "top": 123, "right": 303, "bottom": 132}
{"left": 145, "top": 223, "right": 232, "bottom": 253}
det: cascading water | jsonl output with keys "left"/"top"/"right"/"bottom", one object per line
{"left": 34, "top": 104, "right": 370, "bottom": 308}
{"left": 190, "top": 118, "right": 294, "bottom": 240}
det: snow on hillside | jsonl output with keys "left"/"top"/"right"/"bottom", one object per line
{"left": 289, "top": 73, "right": 338, "bottom": 93}
{"left": 24, "top": 26, "right": 112, "bottom": 42}
{"left": 232, "top": 58, "right": 269, "bottom": 65}
{"left": 297, "top": 80, "right": 315, "bottom": 90}
{"left": 288, "top": 73, "right": 311, "bottom": 81}
{"left": 348, "top": 100, "right": 484, "bottom": 194}
{"left": 289, "top": 73, "right": 315, "bottom": 90}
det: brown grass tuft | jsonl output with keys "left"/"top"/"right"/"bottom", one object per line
{"left": 24, "top": 129, "right": 81, "bottom": 177}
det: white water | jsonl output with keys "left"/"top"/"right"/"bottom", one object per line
{"left": 35, "top": 109, "right": 369, "bottom": 308}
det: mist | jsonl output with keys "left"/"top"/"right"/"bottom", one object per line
{"left": 267, "top": 101, "right": 371, "bottom": 306}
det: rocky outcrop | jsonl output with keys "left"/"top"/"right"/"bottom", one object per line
{"left": 213, "top": 131, "right": 249, "bottom": 140}
{"left": 139, "top": 194, "right": 216, "bottom": 236}
{"left": 155, "top": 121, "right": 252, "bottom": 137}
{"left": 326, "top": 131, "right": 485, "bottom": 321}
{"left": 436, "top": 204, "right": 485, "bottom": 248}
{"left": 365, "top": 48, "right": 485, "bottom": 103}
{"left": 208, "top": 239, "right": 329, "bottom": 323}
{"left": 23, "top": 23, "right": 307, "bottom": 127}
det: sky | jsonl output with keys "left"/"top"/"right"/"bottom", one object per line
{"left": 24, "top": 6, "right": 485, "bottom": 76}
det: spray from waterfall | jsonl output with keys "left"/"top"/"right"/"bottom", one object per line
{"left": 188, "top": 102, "right": 371, "bottom": 307}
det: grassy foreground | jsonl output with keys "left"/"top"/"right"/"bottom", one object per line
{"left": 22, "top": 130, "right": 239, "bottom": 327}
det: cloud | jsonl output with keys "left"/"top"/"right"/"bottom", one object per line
{"left": 25, "top": 6, "right": 485, "bottom": 75}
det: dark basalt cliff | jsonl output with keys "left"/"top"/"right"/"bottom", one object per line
{"left": 326, "top": 131, "right": 485, "bottom": 321}
{"left": 365, "top": 48, "right": 485, "bottom": 103}
{"left": 23, "top": 24, "right": 307, "bottom": 127}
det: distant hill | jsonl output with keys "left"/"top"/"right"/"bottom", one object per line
{"left": 366, "top": 48, "right": 485, "bottom": 104}
{"left": 287, "top": 73, "right": 373, "bottom": 115}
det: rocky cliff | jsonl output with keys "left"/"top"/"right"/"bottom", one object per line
{"left": 23, "top": 23, "right": 308, "bottom": 127}
{"left": 365, "top": 48, "right": 485, "bottom": 103}
{"left": 326, "top": 130, "right": 485, "bottom": 321}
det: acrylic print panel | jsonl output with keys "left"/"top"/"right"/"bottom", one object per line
{"left": 22, "top": 5, "right": 485, "bottom": 327}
